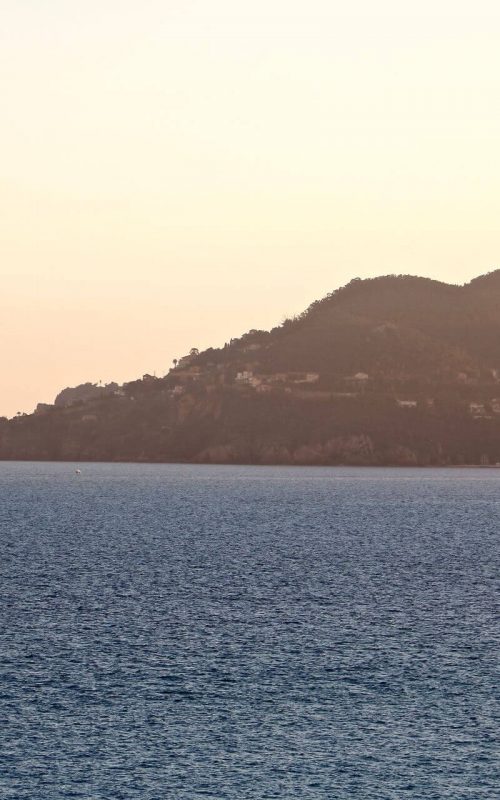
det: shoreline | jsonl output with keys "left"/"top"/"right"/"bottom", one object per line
{"left": 1, "top": 458, "right": 500, "bottom": 469}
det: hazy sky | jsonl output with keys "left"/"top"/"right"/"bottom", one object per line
{"left": 2, "top": 1, "right": 499, "bottom": 417}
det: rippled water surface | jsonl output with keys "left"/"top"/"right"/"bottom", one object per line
{"left": 1, "top": 463, "right": 499, "bottom": 799}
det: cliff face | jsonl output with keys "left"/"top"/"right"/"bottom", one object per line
{"left": 3, "top": 271, "right": 500, "bottom": 466}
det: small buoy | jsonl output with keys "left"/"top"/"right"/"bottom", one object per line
{"left": 75, "top": 468, "right": 81, "bottom": 475}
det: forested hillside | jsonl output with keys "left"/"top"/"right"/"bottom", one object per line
{"left": 3, "top": 271, "right": 500, "bottom": 465}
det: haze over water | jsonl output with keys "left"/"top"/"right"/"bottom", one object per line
{"left": 1, "top": 463, "right": 498, "bottom": 798}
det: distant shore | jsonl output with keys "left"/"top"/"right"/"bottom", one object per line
{"left": 2, "top": 458, "right": 500, "bottom": 469}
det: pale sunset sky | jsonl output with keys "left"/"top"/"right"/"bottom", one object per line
{"left": 2, "top": 1, "right": 499, "bottom": 417}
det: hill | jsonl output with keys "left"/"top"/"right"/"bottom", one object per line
{"left": 3, "top": 270, "right": 500, "bottom": 465}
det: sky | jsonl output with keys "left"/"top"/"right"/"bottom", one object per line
{"left": 2, "top": 0, "right": 499, "bottom": 417}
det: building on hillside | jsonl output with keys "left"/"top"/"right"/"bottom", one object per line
{"left": 238, "top": 370, "right": 319, "bottom": 388}
{"left": 470, "top": 402, "right": 487, "bottom": 418}
{"left": 344, "top": 372, "right": 369, "bottom": 389}
{"left": 287, "top": 372, "right": 320, "bottom": 384}
{"left": 351, "top": 372, "right": 369, "bottom": 382}
{"left": 236, "top": 370, "right": 254, "bottom": 384}
{"left": 172, "top": 367, "right": 202, "bottom": 382}
{"left": 243, "top": 343, "right": 262, "bottom": 352}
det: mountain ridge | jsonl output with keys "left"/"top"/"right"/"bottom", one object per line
{"left": 2, "top": 269, "right": 500, "bottom": 466}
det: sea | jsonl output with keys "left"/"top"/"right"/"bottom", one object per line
{"left": 0, "top": 462, "right": 498, "bottom": 799}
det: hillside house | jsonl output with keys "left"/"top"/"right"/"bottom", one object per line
{"left": 236, "top": 370, "right": 254, "bottom": 384}
{"left": 262, "top": 372, "right": 319, "bottom": 385}
{"left": 243, "top": 343, "right": 262, "bottom": 352}
{"left": 470, "top": 402, "right": 487, "bottom": 418}
{"left": 289, "top": 372, "right": 320, "bottom": 384}
{"left": 172, "top": 367, "right": 202, "bottom": 382}
{"left": 397, "top": 399, "right": 418, "bottom": 408}
{"left": 266, "top": 373, "right": 289, "bottom": 384}
{"left": 345, "top": 372, "right": 370, "bottom": 389}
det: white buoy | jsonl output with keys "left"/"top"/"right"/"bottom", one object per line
{"left": 75, "top": 468, "right": 81, "bottom": 475}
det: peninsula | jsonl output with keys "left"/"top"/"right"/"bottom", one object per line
{"left": 3, "top": 271, "right": 500, "bottom": 466}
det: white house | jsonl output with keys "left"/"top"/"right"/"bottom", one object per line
{"left": 236, "top": 370, "right": 253, "bottom": 384}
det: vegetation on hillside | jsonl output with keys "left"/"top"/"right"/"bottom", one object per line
{"left": 2, "top": 270, "right": 500, "bottom": 465}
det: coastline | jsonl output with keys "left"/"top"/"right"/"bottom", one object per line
{"left": 1, "top": 457, "right": 500, "bottom": 469}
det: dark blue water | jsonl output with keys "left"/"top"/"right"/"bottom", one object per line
{"left": 0, "top": 463, "right": 498, "bottom": 799}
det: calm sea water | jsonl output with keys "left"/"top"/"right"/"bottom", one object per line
{"left": 0, "top": 463, "right": 498, "bottom": 799}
